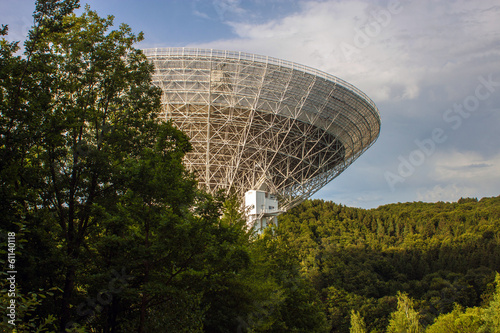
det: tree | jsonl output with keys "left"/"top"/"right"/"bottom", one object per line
{"left": 386, "top": 292, "right": 423, "bottom": 333}
{"left": 426, "top": 305, "right": 483, "bottom": 333}
{"left": 242, "top": 228, "right": 329, "bottom": 333}
{"left": 2, "top": 2, "right": 269, "bottom": 332}
{"left": 1, "top": 0, "right": 201, "bottom": 330}
{"left": 350, "top": 310, "right": 367, "bottom": 333}
{"left": 481, "top": 273, "right": 500, "bottom": 332}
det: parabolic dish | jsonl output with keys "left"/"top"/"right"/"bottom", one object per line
{"left": 144, "top": 48, "right": 381, "bottom": 211}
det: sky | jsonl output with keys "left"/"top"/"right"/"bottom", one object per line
{"left": 1, "top": 0, "right": 499, "bottom": 209}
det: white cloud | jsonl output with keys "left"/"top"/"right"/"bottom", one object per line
{"left": 192, "top": 0, "right": 500, "bottom": 106}
{"left": 193, "top": 9, "right": 211, "bottom": 20}
{"left": 213, "top": 0, "right": 246, "bottom": 20}
{"left": 416, "top": 184, "right": 478, "bottom": 202}
{"left": 432, "top": 151, "right": 500, "bottom": 182}
{"left": 414, "top": 150, "right": 500, "bottom": 202}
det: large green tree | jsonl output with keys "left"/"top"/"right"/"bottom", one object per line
{"left": 1, "top": 3, "right": 273, "bottom": 332}
{"left": 386, "top": 292, "right": 423, "bottom": 333}
{"left": 0, "top": 1, "right": 247, "bottom": 331}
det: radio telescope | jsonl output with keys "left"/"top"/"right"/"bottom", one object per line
{"left": 144, "top": 48, "right": 380, "bottom": 229}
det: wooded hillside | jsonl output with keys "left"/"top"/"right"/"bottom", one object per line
{"left": 276, "top": 196, "right": 500, "bottom": 332}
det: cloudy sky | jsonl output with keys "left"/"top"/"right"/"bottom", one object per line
{"left": 2, "top": 0, "right": 499, "bottom": 208}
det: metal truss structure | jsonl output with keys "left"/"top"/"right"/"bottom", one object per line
{"left": 143, "top": 48, "right": 381, "bottom": 212}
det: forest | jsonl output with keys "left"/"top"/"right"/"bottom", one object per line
{"left": 1, "top": 1, "right": 499, "bottom": 332}
{"left": 277, "top": 197, "right": 500, "bottom": 332}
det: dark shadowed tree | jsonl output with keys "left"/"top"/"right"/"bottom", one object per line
{"left": 1, "top": 0, "right": 215, "bottom": 330}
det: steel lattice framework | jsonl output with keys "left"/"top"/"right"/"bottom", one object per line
{"left": 144, "top": 48, "right": 381, "bottom": 211}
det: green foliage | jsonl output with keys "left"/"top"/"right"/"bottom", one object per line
{"left": 0, "top": 272, "right": 60, "bottom": 332}
{"left": 425, "top": 273, "right": 500, "bottom": 333}
{"left": 350, "top": 310, "right": 367, "bottom": 333}
{"left": 386, "top": 292, "right": 423, "bottom": 333}
{"left": 481, "top": 273, "right": 500, "bottom": 332}
{"left": 1, "top": 1, "right": 259, "bottom": 332}
{"left": 1, "top": 1, "right": 183, "bottom": 328}
{"left": 220, "top": 192, "right": 247, "bottom": 229}
{"left": 243, "top": 231, "right": 329, "bottom": 333}
{"left": 426, "top": 305, "right": 484, "bottom": 333}
{"left": 277, "top": 197, "right": 500, "bottom": 332}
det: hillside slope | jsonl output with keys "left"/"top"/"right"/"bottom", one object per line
{"left": 277, "top": 196, "right": 500, "bottom": 332}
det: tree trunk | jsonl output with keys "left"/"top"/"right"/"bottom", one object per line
{"left": 60, "top": 264, "right": 76, "bottom": 332}
{"left": 138, "top": 215, "right": 150, "bottom": 333}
